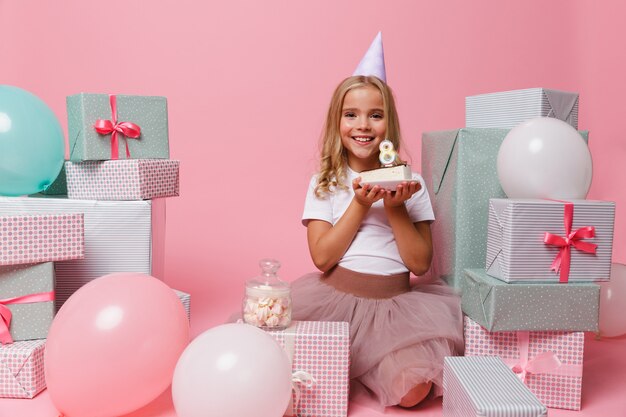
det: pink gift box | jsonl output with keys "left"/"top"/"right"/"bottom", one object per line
{"left": 266, "top": 321, "right": 350, "bottom": 417}
{"left": 0, "top": 339, "right": 46, "bottom": 398}
{"left": 464, "top": 315, "right": 584, "bottom": 410}
{"left": 0, "top": 214, "right": 85, "bottom": 266}
{"left": 65, "top": 159, "right": 180, "bottom": 201}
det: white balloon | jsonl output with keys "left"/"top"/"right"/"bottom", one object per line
{"left": 172, "top": 323, "right": 292, "bottom": 417}
{"left": 497, "top": 117, "right": 593, "bottom": 199}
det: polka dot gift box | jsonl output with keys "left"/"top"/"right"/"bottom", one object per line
{"left": 65, "top": 159, "right": 180, "bottom": 201}
{"left": 461, "top": 268, "right": 600, "bottom": 332}
{"left": 421, "top": 129, "right": 589, "bottom": 289}
{"left": 0, "top": 213, "right": 85, "bottom": 266}
{"left": 266, "top": 321, "right": 350, "bottom": 417}
{"left": 67, "top": 93, "right": 169, "bottom": 162}
{"left": 0, "top": 339, "right": 46, "bottom": 398}
{"left": 464, "top": 315, "right": 585, "bottom": 411}
{"left": 0, "top": 263, "right": 55, "bottom": 344}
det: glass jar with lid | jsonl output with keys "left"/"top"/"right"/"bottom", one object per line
{"left": 242, "top": 258, "right": 291, "bottom": 330}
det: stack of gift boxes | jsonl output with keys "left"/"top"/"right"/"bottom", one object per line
{"left": 423, "top": 88, "right": 616, "bottom": 414}
{"left": 0, "top": 93, "right": 189, "bottom": 398}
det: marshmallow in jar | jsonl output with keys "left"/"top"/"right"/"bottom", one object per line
{"left": 243, "top": 259, "right": 292, "bottom": 330}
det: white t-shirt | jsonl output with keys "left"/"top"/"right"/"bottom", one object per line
{"left": 302, "top": 167, "right": 435, "bottom": 275}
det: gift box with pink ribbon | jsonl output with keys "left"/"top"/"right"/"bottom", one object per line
{"left": 67, "top": 93, "right": 169, "bottom": 162}
{"left": 266, "top": 321, "right": 350, "bottom": 417}
{"left": 65, "top": 159, "right": 180, "bottom": 201}
{"left": 0, "top": 213, "right": 85, "bottom": 266}
{"left": 486, "top": 198, "right": 615, "bottom": 283}
{"left": 0, "top": 263, "right": 55, "bottom": 345}
{"left": 464, "top": 315, "right": 584, "bottom": 410}
{"left": 0, "top": 339, "right": 46, "bottom": 398}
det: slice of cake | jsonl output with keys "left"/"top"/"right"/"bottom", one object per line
{"left": 359, "top": 164, "right": 413, "bottom": 190}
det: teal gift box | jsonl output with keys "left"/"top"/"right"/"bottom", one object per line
{"left": 67, "top": 93, "right": 169, "bottom": 162}
{"left": 462, "top": 269, "right": 600, "bottom": 332}
{"left": 421, "top": 128, "right": 589, "bottom": 289}
{"left": 0, "top": 262, "right": 55, "bottom": 343}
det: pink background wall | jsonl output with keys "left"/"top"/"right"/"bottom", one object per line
{"left": 1, "top": 0, "right": 625, "bottom": 338}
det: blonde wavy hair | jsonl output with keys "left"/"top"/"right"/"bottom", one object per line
{"left": 315, "top": 75, "right": 403, "bottom": 197}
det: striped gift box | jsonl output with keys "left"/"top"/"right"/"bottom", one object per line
{"left": 266, "top": 321, "right": 350, "bottom": 417}
{"left": 466, "top": 88, "right": 579, "bottom": 129}
{"left": 443, "top": 356, "right": 547, "bottom": 416}
{"left": 66, "top": 159, "right": 179, "bottom": 201}
{"left": 486, "top": 199, "right": 615, "bottom": 283}
{"left": 174, "top": 289, "right": 190, "bottom": 322}
{"left": 0, "top": 197, "right": 165, "bottom": 310}
{"left": 0, "top": 213, "right": 84, "bottom": 266}
{"left": 0, "top": 339, "right": 46, "bottom": 399}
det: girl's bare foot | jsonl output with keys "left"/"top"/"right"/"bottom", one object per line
{"left": 398, "top": 381, "right": 433, "bottom": 408}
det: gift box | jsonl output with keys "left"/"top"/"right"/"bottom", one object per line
{"left": 67, "top": 93, "right": 169, "bottom": 162}
{"left": 487, "top": 199, "right": 615, "bottom": 283}
{"left": 65, "top": 159, "right": 180, "bottom": 201}
{"left": 0, "top": 339, "right": 46, "bottom": 398}
{"left": 464, "top": 316, "right": 584, "bottom": 410}
{"left": 443, "top": 356, "right": 547, "bottom": 417}
{"left": 462, "top": 268, "right": 600, "bottom": 332}
{"left": 466, "top": 87, "right": 579, "bottom": 129}
{"left": 0, "top": 213, "right": 84, "bottom": 266}
{"left": 421, "top": 129, "right": 589, "bottom": 288}
{"left": 0, "top": 262, "right": 55, "bottom": 344}
{"left": 0, "top": 197, "right": 165, "bottom": 309}
{"left": 174, "top": 289, "right": 190, "bottom": 322}
{"left": 266, "top": 321, "right": 349, "bottom": 417}
{"left": 40, "top": 165, "right": 68, "bottom": 195}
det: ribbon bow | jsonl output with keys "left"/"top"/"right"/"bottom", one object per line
{"left": 0, "top": 291, "right": 55, "bottom": 344}
{"left": 290, "top": 371, "right": 316, "bottom": 417}
{"left": 93, "top": 95, "right": 141, "bottom": 159}
{"left": 543, "top": 202, "right": 596, "bottom": 283}
{"left": 503, "top": 331, "right": 583, "bottom": 383}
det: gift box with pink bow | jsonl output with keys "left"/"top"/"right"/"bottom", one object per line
{"left": 486, "top": 198, "right": 615, "bottom": 283}
{"left": 464, "top": 315, "right": 584, "bottom": 410}
{"left": 0, "top": 339, "right": 46, "bottom": 398}
{"left": 67, "top": 93, "right": 169, "bottom": 162}
{"left": 266, "top": 321, "right": 350, "bottom": 417}
{"left": 0, "top": 263, "right": 55, "bottom": 345}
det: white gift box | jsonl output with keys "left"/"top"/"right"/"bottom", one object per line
{"left": 0, "top": 197, "right": 165, "bottom": 309}
{"left": 486, "top": 199, "right": 615, "bottom": 283}
{"left": 443, "top": 356, "right": 547, "bottom": 416}
{"left": 466, "top": 87, "right": 579, "bottom": 129}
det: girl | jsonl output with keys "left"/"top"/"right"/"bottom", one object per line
{"left": 291, "top": 75, "right": 464, "bottom": 408}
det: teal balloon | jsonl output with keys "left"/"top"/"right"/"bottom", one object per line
{"left": 0, "top": 85, "right": 65, "bottom": 196}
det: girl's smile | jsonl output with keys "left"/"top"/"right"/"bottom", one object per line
{"left": 340, "top": 86, "right": 386, "bottom": 172}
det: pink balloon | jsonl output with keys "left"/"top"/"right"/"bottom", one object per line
{"left": 599, "top": 263, "right": 626, "bottom": 338}
{"left": 172, "top": 323, "right": 292, "bottom": 417}
{"left": 45, "top": 273, "right": 190, "bottom": 417}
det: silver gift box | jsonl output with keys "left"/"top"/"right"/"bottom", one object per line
{"left": 0, "top": 197, "right": 166, "bottom": 309}
{"left": 487, "top": 198, "right": 615, "bottom": 283}
{"left": 466, "top": 87, "right": 579, "bottom": 129}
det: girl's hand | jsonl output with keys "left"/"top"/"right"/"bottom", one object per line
{"left": 352, "top": 177, "right": 386, "bottom": 207}
{"left": 383, "top": 181, "right": 422, "bottom": 208}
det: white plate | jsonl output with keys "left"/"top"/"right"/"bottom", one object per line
{"left": 360, "top": 179, "right": 417, "bottom": 191}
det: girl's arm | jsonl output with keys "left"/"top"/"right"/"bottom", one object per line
{"left": 307, "top": 180, "right": 385, "bottom": 272}
{"left": 384, "top": 182, "right": 433, "bottom": 276}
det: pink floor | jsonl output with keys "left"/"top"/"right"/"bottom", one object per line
{"left": 2, "top": 331, "right": 625, "bottom": 417}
